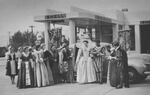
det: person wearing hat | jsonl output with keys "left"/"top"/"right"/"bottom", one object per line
{"left": 76, "top": 40, "right": 96, "bottom": 83}
{"left": 108, "top": 41, "right": 129, "bottom": 89}
{"left": 5, "top": 46, "right": 18, "bottom": 84}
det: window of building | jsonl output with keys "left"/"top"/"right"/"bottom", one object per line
{"left": 102, "top": 25, "right": 113, "bottom": 43}
{"left": 129, "top": 25, "right": 135, "bottom": 50}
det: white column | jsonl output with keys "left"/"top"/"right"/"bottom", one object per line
{"left": 112, "top": 24, "right": 119, "bottom": 42}
{"left": 135, "top": 24, "right": 141, "bottom": 53}
{"left": 45, "top": 22, "right": 51, "bottom": 50}
{"left": 69, "top": 20, "right": 76, "bottom": 44}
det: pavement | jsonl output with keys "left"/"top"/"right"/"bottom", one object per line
{"left": 0, "top": 57, "right": 150, "bottom": 95}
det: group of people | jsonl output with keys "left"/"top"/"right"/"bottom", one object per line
{"left": 5, "top": 40, "right": 72, "bottom": 89}
{"left": 5, "top": 38, "right": 129, "bottom": 89}
{"left": 76, "top": 40, "right": 129, "bottom": 89}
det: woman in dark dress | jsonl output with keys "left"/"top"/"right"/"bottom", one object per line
{"left": 50, "top": 45, "right": 60, "bottom": 84}
{"left": 109, "top": 41, "right": 129, "bottom": 88}
{"left": 109, "top": 49, "right": 118, "bottom": 87}
{"left": 5, "top": 46, "right": 18, "bottom": 84}
{"left": 59, "top": 43, "right": 72, "bottom": 83}
{"left": 17, "top": 47, "right": 34, "bottom": 88}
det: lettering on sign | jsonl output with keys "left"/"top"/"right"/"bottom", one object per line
{"left": 45, "top": 14, "right": 66, "bottom": 19}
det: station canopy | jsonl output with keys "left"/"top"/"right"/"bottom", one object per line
{"left": 34, "top": 6, "right": 123, "bottom": 28}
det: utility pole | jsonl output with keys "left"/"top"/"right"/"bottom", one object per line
{"left": 29, "top": 25, "right": 35, "bottom": 33}
{"left": 29, "top": 25, "right": 35, "bottom": 46}
{"left": 8, "top": 31, "right": 10, "bottom": 45}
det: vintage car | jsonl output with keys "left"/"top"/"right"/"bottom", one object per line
{"left": 128, "top": 53, "right": 150, "bottom": 83}
{"left": 69, "top": 41, "right": 150, "bottom": 83}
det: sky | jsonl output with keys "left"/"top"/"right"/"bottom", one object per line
{"left": 0, "top": 0, "right": 150, "bottom": 46}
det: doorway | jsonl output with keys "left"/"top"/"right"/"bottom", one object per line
{"left": 140, "top": 25, "right": 150, "bottom": 53}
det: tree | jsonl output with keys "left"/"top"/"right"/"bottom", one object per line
{"left": 10, "top": 30, "right": 37, "bottom": 51}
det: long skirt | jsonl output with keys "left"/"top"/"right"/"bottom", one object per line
{"left": 44, "top": 59, "right": 54, "bottom": 84}
{"left": 94, "top": 56, "right": 103, "bottom": 83}
{"left": 17, "top": 62, "right": 34, "bottom": 88}
{"left": 66, "top": 58, "right": 74, "bottom": 83}
{"left": 109, "top": 59, "right": 118, "bottom": 87}
{"left": 51, "top": 61, "right": 60, "bottom": 83}
{"left": 6, "top": 60, "right": 18, "bottom": 76}
{"left": 32, "top": 61, "right": 37, "bottom": 87}
{"left": 77, "top": 57, "right": 96, "bottom": 83}
{"left": 36, "top": 61, "right": 49, "bottom": 87}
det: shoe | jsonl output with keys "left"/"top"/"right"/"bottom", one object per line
{"left": 116, "top": 85, "right": 123, "bottom": 89}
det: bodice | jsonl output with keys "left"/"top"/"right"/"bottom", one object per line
{"left": 6, "top": 53, "right": 16, "bottom": 61}
{"left": 82, "top": 46, "right": 90, "bottom": 59}
{"left": 21, "top": 54, "right": 31, "bottom": 61}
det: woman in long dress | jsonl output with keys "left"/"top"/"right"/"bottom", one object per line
{"left": 108, "top": 45, "right": 119, "bottom": 87}
{"left": 59, "top": 43, "right": 72, "bottom": 83}
{"left": 34, "top": 45, "right": 50, "bottom": 87}
{"left": 17, "top": 47, "right": 34, "bottom": 88}
{"left": 101, "top": 45, "right": 111, "bottom": 83}
{"left": 41, "top": 44, "right": 54, "bottom": 85}
{"left": 91, "top": 40, "right": 104, "bottom": 84}
{"left": 5, "top": 46, "right": 18, "bottom": 84}
{"left": 76, "top": 40, "right": 96, "bottom": 83}
{"left": 50, "top": 45, "right": 60, "bottom": 84}
{"left": 109, "top": 42, "right": 129, "bottom": 88}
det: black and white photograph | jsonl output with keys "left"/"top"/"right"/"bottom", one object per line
{"left": 0, "top": 0, "right": 150, "bottom": 95}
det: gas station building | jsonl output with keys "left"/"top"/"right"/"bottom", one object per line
{"left": 34, "top": 6, "right": 150, "bottom": 54}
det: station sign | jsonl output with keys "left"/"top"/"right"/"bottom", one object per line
{"left": 45, "top": 14, "right": 66, "bottom": 20}
{"left": 95, "top": 15, "right": 111, "bottom": 22}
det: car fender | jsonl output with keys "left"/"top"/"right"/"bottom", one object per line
{"left": 128, "top": 59, "right": 146, "bottom": 75}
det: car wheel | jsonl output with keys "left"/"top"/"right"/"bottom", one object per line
{"left": 128, "top": 67, "right": 139, "bottom": 83}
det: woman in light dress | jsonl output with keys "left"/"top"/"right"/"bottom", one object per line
{"left": 5, "top": 46, "right": 18, "bottom": 84}
{"left": 41, "top": 44, "right": 54, "bottom": 85}
{"left": 34, "top": 45, "right": 50, "bottom": 87}
{"left": 76, "top": 40, "right": 96, "bottom": 83}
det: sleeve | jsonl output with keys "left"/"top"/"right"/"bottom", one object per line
{"left": 29, "top": 54, "right": 34, "bottom": 68}
{"left": 18, "top": 56, "right": 22, "bottom": 69}
{"left": 75, "top": 49, "right": 82, "bottom": 64}
{"left": 40, "top": 51, "right": 44, "bottom": 62}
{"left": 5, "top": 52, "right": 9, "bottom": 60}
{"left": 59, "top": 50, "right": 64, "bottom": 73}
{"left": 59, "top": 50, "right": 64, "bottom": 66}
{"left": 29, "top": 53, "right": 33, "bottom": 59}
{"left": 33, "top": 52, "right": 39, "bottom": 63}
